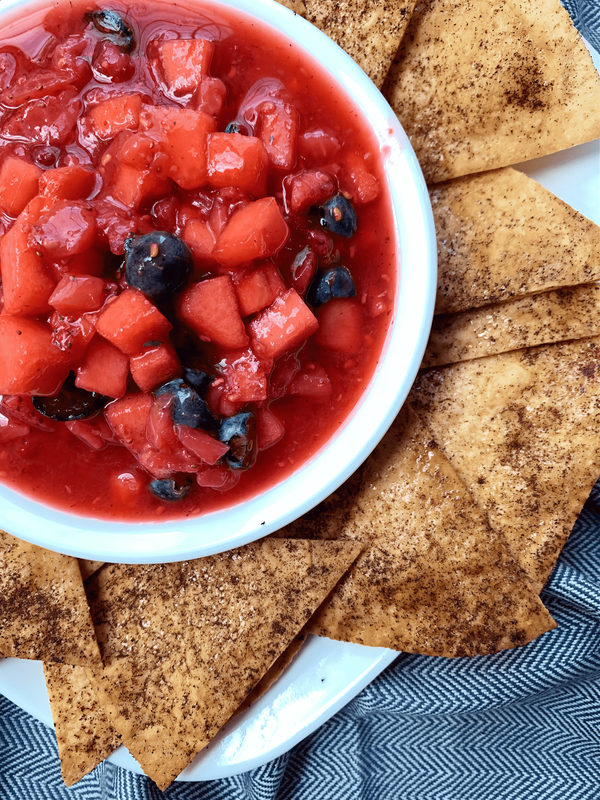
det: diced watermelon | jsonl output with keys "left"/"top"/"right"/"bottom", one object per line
{"left": 96, "top": 289, "right": 172, "bottom": 354}
{"left": 49, "top": 274, "right": 107, "bottom": 315}
{"left": 130, "top": 340, "right": 180, "bottom": 392}
{"left": 248, "top": 288, "right": 318, "bottom": 360}
{"left": 92, "top": 199, "right": 151, "bottom": 255}
{"left": 109, "top": 469, "right": 146, "bottom": 504}
{"left": 219, "top": 348, "right": 267, "bottom": 404}
{"left": 234, "top": 262, "right": 286, "bottom": 317}
{"left": 104, "top": 392, "right": 154, "bottom": 455}
{"left": 142, "top": 395, "right": 200, "bottom": 477}
{"left": 207, "top": 133, "right": 268, "bottom": 197}
{"left": 285, "top": 169, "right": 335, "bottom": 215}
{"left": 111, "top": 163, "right": 170, "bottom": 210}
{"left": 196, "top": 464, "right": 240, "bottom": 490}
{"left": 0, "top": 316, "right": 72, "bottom": 395}
{"left": 65, "top": 418, "right": 109, "bottom": 451}
{"left": 288, "top": 363, "right": 333, "bottom": 400}
{"left": 181, "top": 217, "right": 217, "bottom": 269}
{"left": 340, "top": 152, "right": 381, "bottom": 204}
{"left": 39, "top": 165, "right": 96, "bottom": 204}
{"left": 1, "top": 90, "right": 82, "bottom": 149}
{"left": 213, "top": 197, "right": 289, "bottom": 269}
{"left": 175, "top": 425, "right": 229, "bottom": 465}
{"left": 315, "top": 298, "right": 363, "bottom": 354}
{"left": 158, "top": 39, "right": 215, "bottom": 95}
{"left": 257, "top": 101, "right": 299, "bottom": 170}
{"left": 298, "top": 129, "right": 341, "bottom": 162}
{"left": 75, "top": 334, "right": 130, "bottom": 398}
{"left": 177, "top": 276, "right": 248, "bottom": 350}
{"left": 49, "top": 310, "right": 97, "bottom": 362}
{"left": 0, "top": 156, "right": 42, "bottom": 217}
{"left": 30, "top": 200, "right": 96, "bottom": 259}
{"left": 192, "top": 76, "right": 226, "bottom": 117}
{"left": 117, "top": 133, "right": 167, "bottom": 170}
{"left": 205, "top": 378, "right": 244, "bottom": 418}
{"left": 256, "top": 407, "right": 285, "bottom": 450}
{"left": 88, "top": 94, "right": 142, "bottom": 140}
{"left": 92, "top": 40, "right": 134, "bottom": 83}
{"left": 0, "top": 212, "right": 56, "bottom": 317}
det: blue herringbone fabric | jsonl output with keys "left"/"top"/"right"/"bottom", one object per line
{"left": 2, "top": 3, "right": 600, "bottom": 799}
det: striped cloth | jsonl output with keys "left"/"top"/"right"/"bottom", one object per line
{"left": 2, "top": 3, "right": 600, "bottom": 799}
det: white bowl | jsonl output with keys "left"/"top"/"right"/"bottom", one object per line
{"left": 0, "top": 0, "right": 437, "bottom": 562}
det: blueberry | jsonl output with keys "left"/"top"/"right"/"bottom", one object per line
{"left": 148, "top": 478, "right": 190, "bottom": 502}
{"left": 182, "top": 367, "right": 213, "bottom": 396}
{"left": 225, "top": 121, "right": 249, "bottom": 135}
{"left": 85, "top": 9, "right": 136, "bottom": 52}
{"left": 318, "top": 194, "right": 357, "bottom": 238}
{"left": 33, "top": 373, "right": 108, "bottom": 421}
{"left": 306, "top": 266, "right": 356, "bottom": 308}
{"left": 156, "top": 379, "right": 218, "bottom": 431}
{"left": 125, "top": 231, "right": 193, "bottom": 303}
{"left": 218, "top": 412, "right": 257, "bottom": 470}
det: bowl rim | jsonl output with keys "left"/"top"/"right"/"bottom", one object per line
{"left": 0, "top": 0, "right": 437, "bottom": 563}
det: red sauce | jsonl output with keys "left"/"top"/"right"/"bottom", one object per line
{"left": 0, "top": 0, "right": 396, "bottom": 521}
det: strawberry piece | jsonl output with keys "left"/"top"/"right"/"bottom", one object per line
{"left": 96, "top": 289, "right": 172, "bottom": 355}
{"left": 89, "top": 94, "right": 142, "bottom": 140}
{"left": 256, "top": 407, "right": 285, "bottom": 450}
{"left": 207, "top": 133, "right": 268, "bottom": 197}
{"left": 234, "top": 262, "right": 286, "bottom": 317}
{"left": 213, "top": 197, "right": 289, "bottom": 269}
{"left": 248, "top": 288, "right": 318, "bottom": 361}
{"left": 130, "top": 340, "right": 181, "bottom": 392}
{"left": 0, "top": 156, "right": 42, "bottom": 217}
{"left": 177, "top": 276, "right": 248, "bottom": 350}
{"left": 49, "top": 274, "right": 107, "bottom": 315}
{"left": 104, "top": 392, "right": 154, "bottom": 455}
{"left": 0, "top": 316, "right": 71, "bottom": 395}
{"left": 157, "top": 39, "right": 215, "bottom": 95}
{"left": 257, "top": 100, "right": 299, "bottom": 170}
{"left": 75, "top": 335, "right": 130, "bottom": 398}
{"left": 315, "top": 298, "right": 363, "bottom": 354}
{"left": 175, "top": 426, "right": 229, "bottom": 465}
{"left": 219, "top": 348, "right": 267, "bottom": 404}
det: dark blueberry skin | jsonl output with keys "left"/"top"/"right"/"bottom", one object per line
{"left": 318, "top": 194, "right": 357, "bottom": 238}
{"left": 182, "top": 367, "right": 213, "bottom": 396}
{"left": 85, "top": 9, "right": 136, "bottom": 52}
{"left": 218, "top": 412, "right": 257, "bottom": 470}
{"left": 148, "top": 478, "right": 190, "bottom": 502}
{"left": 306, "top": 266, "right": 356, "bottom": 308}
{"left": 156, "top": 379, "right": 218, "bottom": 431}
{"left": 125, "top": 231, "right": 193, "bottom": 303}
{"left": 225, "top": 121, "right": 249, "bottom": 135}
{"left": 33, "top": 373, "right": 108, "bottom": 421}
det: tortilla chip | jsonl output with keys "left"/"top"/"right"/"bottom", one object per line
{"left": 78, "top": 560, "right": 105, "bottom": 581}
{"left": 410, "top": 337, "right": 600, "bottom": 592}
{"left": 422, "top": 284, "right": 600, "bottom": 369}
{"left": 430, "top": 168, "right": 600, "bottom": 316}
{"left": 43, "top": 662, "right": 121, "bottom": 786}
{"left": 384, "top": 0, "right": 600, "bottom": 183}
{"left": 84, "top": 538, "right": 361, "bottom": 790}
{"left": 306, "top": 404, "right": 556, "bottom": 656}
{"left": 276, "top": 0, "right": 417, "bottom": 88}
{"left": 0, "top": 530, "right": 100, "bottom": 665}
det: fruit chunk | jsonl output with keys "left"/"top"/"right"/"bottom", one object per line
{"left": 49, "top": 311, "right": 97, "bottom": 361}
{"left": 130, "top": 341, "right": 180, "bottom": 392}
{"left": 248, "top": 288, "right": 318, "bottom": 360}
{"left": 157, "top": 38, "right": 214, "bottom": 94}
{"left": 175, "top": 426, "right": 229, "bottom": 465}
{"left": 39, "top": 165, "right": 96, "bottom": 204}
{"left": 177, "top": 276, "right": 248, "bottom": 350}
{"left": 285, "top": 169, "right": 335, "bottom": 215}
{"left": 88, "top": 94, "right": 142, "bottom": 140}
{"left": 257, "top": 101, "right": 299, "bottom": 170}
{"left": 1, "top": 211, "right": 56, "bottom": 317}
{"left": 314, "top": 298, "right": 363, "bottom": 354}
{"left": 0, "top": 316, "right": 71, "bottom": 395}
{"left": 104, "top": 392, "right": 153, "bottom": 455}
{"left": 30, "top": 200, "right": 97, "bottom": 259}
{"left": 288, "top": 363, "right": 333, "bottom": 400}
{"left": 234, "top": 262, "right": 286, "bottom": 317}
{"left": 96, "top": 288, "right": 172, "bottom": 354}
{"left": 219, "top": 349, "right": 267, "bottom": 404}
{"left": 207, "top": 133, "right": 268, "bottom": 197}
{"left": 49, "top": 274, "right": 107, "bottom": 315}
{"left": 213, "top": 197, "right": 289, "bottom": 269}
{"left": 0, "top": 156, "right": 42, "bottom": 217}
{"left": 256, "top": 407, "right": 285, "bottom": 450}
{"left": 181, "top": 217, "right": 217, "bottom": 268}
{"left": 196, "top": 464, "right": 240, "bottom": 490}
{"left": 75, "top": 335, "right": 130, "bottom": 398}
{"left": 111, "top": 164, "right": 170, "bottom": 210}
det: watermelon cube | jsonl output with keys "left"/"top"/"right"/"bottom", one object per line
{"left": 285, "top": 169, "right": 335, "bottom": 215}
{"left": 177, "top": 276, "right": 248, "bottom": 350}
{"left": 175, "top": 426, "right": 229, "bottom": 465}
{"left": 234, "top": 262, "right": 286, "bottom": 317}
{"left": 49, "top": 274, "right": 107, "bottom": 315}
{"left": 0, "top": 156, "right": 42, "bottom": 217}
{"left": 0, "top": 316, "right": 72, "bottom": 395}
{"left": 181, "top": 216, "right": 217, "bottom": 269}
{"left": 207, "top": 133, "right": 268, "bottom": 197}
{"left": 130, "top": 340, "right": 180, "bottom": 392}
{"left": 110, "top": 163, "right": 170, "bottom": 210}
{"left": 0, "top": 215, "right": 56, "bottom": 317}
{"left": 157, "top": 38, "right": 214, "bottom": 94}
{"left": 104, "top": 392, "right": 153, "bottom": 455}
{"left": 257, "top": 100, "right": 299, "bottom": 170}
{"left": 340, "top": 152, "right": 381, "bottom": 204}
{"left": 65, "top": 418, "right": 108, "bottom": 451}
{"left": 219, "top": 348, "right": 267, "bottom": 404}
{"left": 256, "top": 407, "right": 285, "bottom": 450}
{"left": 30, "top": 200, "right": 97, "bottom": 259}
{"left": 96, "top": 289, "right": 172, "bottom": 354}
{"left": 315, "top": 298, "right": 363, "bottom": 354}
{"left": 88, "top": 94, "right": 142, "bottom": 140}
{"left": 248, "top": 288, "right": 318, "bottom": 360}
{"left": 39, "top": 165, "right": 96, "bottom": 204}
{"left": 213, "top": 197, "right": 289, "bottom": 269}
{"left": 196, "top": 464, "right": 240, "bottom": 490}
{"left": 192, "top": 75, "right": 226, "bottom": 117}
{"left": 75, "top": 335, "right": 130, "bottom": 398}
{"left": 49, "top": 311, "right": 97, "bottom": 362}
{"left": 288, "top": 363, "right": 333, "bottom": 400}
{"left": 117, "top": 133, "right": 166, "bottom": 170}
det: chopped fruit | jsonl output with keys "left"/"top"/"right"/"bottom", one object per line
{"left": 39, "top": 165, "right": 96, "bottom": 204}
{"left": 181, "top": 217, "right": 217, "bottom": 269}
{"left": 130, "top": 340, "right": 180, "bottom": 392}
{"left": 111, "top": 164, "right": 170, "bottom": 210}
{"left": 93, "top": 40, "right": 135, "bottom": 83}
{"left": 256, "top": 407, "right": 284, "bottom": 450}
{"left": 288, "top": 363, "right": 333, "bottom": 400}
{"left": 88, "top": 94, "right": 142, "bottom": 140}
{"left": 340, "top": 152, "right": 381, "bottom": 204}
{"left": 0, "top": 416, "right": 31, "bottom": 444}
{"left": 314, "top": 298, "right": 363, "bottom": 354}
{"left": 86, "top": 9, "right": 135, "bottom": 53}
{"left": 207, "top": 133, "right": 269, "bottom": 197}
{"left": 248, "top": 288, "right": 318, "bottom": 361}
{"left": 104, "top": 391, "right": 154, "bottom": 455}
{"left": 0, "top": 156, "right": 42, "bottom": 217}
{"left": 118, "top": 132, "right": 166, "bottom": 170}
{"left": 285, "top": 169, "right": 335, "bottom": 215}
{"left": 156, "top": 378, "right": 218, "bottom": 431}
{"left": 196, "top": 464, "right": 240, "bottom": 490}
{"left": 268, "top": 351, "right": 300, "bottom": 399}
{"left": 96, "top": 288, "right": 172, "bottom": 354}
{"left": 143, "top": 394, "right": 201, "bottom": 476}
{"left": 125, "top": 231, "right": 193, "bottom": 302}
{"left": 157, "top": 38, "right": 215, "bottom": 94}
{"left": 219, "top": 348, "right": 267, "bottom": 404}
{"left": 213, "top": 197, "right": 289, "bottom": 269}
{"left": 257, "top": 101, "right": 299, "bottom": 170}
{"left": 51, "top": 248, "right": 105, "bottom": 279}
{"left": 318, "top": 194, "right": 357, "bottom": 237}
{"left": 49, "top": 311, "right": 97, "bottom": 362}
{"left": 234, "top": 262, "right": 286, "bottom": 317}
{"left": 218, "top": 411, "right": 257, "bottom": 470}
{"left": 175, "top": 425, "right": 229, "bottom": 465}
{"left": 75, "top": 335, "right": 130, "bottom": 398}
{"left": 30, "top": 201, "right": 96, "bottom": 259}
{"left": 177, "top": 276, "right": 248, "bottom": 350}
{"left": 0, "top": 316, "right": 72, "bottom": 396}
{"left": 49, "top": 274, "right": 107, "bottom": 315}
{"left": 290, "top": 247, "right": 317, "bottom": 296}
{"left": 33, "top": 372, "right": 108, "bottom": 420}
{"left": 1, "top": 212, "right": 57, "bottom": 317}
{"left": 298, "top": 129, "right": 341, "bottom": 162}
{"left": 110, "top": 470, "right": 146, "bottom": 504}
{"left": 193, "top": 75, "right": 227, "bottom": 117}
{"left": 66, "top": 417, "right": 114, "bottom": 451}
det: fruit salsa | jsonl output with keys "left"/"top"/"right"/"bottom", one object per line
{"left": 0, "top": 1, "right": 396, "bottom": 521}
